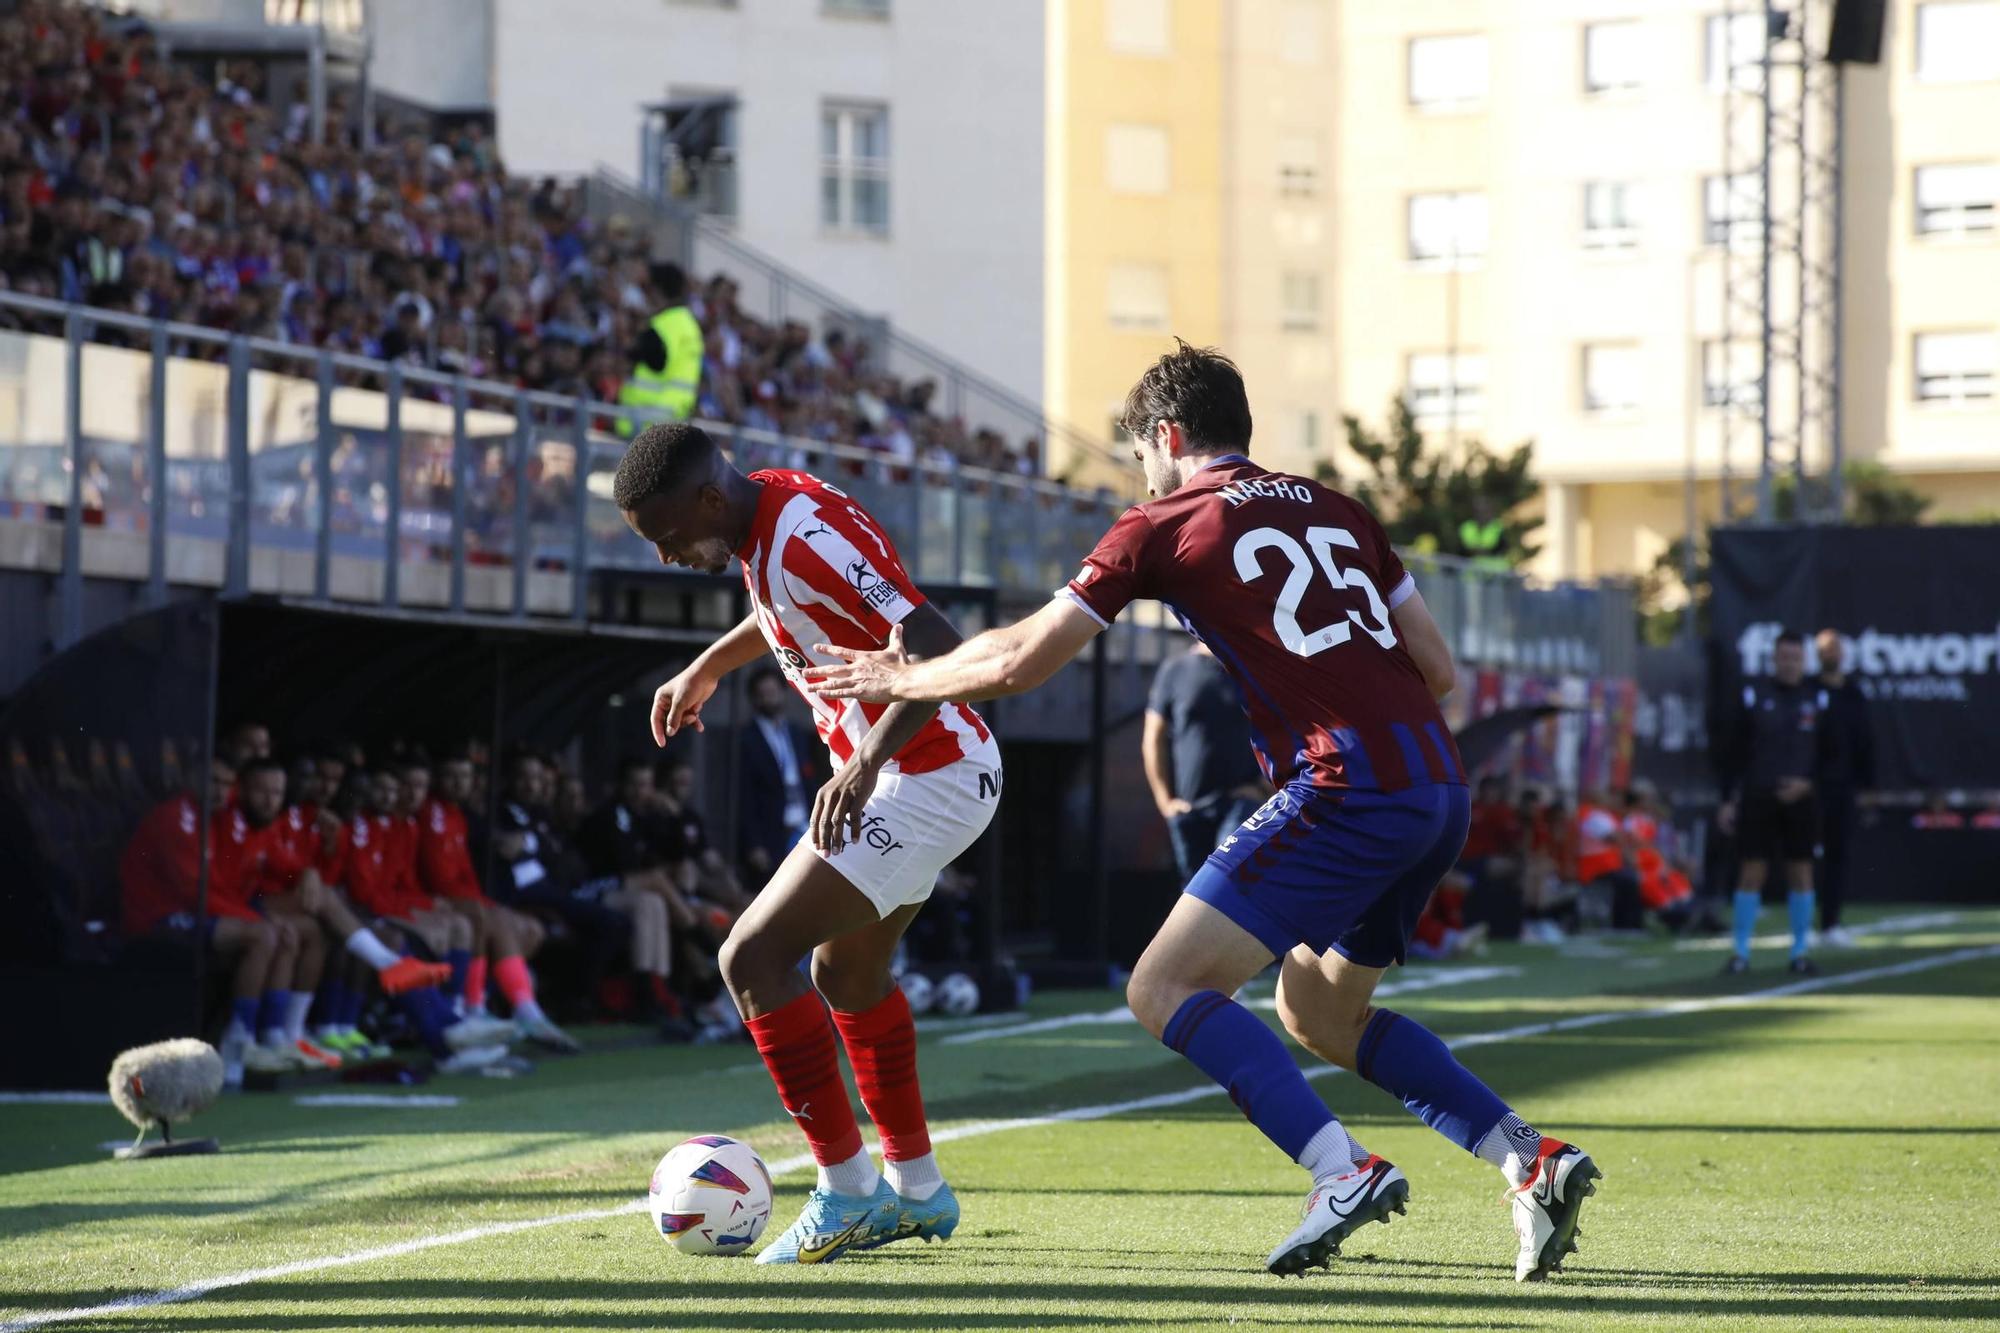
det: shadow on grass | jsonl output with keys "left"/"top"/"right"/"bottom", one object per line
{"left": 15, "top": 1273, "right": 1997, "bottom": 1331}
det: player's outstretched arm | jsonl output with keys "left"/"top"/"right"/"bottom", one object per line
{"left": 808, "top": 599, "right": 1103, "bottom": 705}
{"left": 809, "top": 604, "right": 962, "bottom": 852}
{"left": 651, "top": 612, "right": 766, "bottom": 745}
{"left": 1391, "top": 590, "right": 1457, "bottom": 701}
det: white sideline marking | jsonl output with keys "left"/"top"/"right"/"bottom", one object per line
{"left": 1674, "top": 909, "right": 1965, "bottom": 953}
{"left": 292, "top": 1095, "right": 462, "bottom": 1109}
{"left": 946, "top": 964, "right": 1521, "bottom": 1046}
{"left": 4, "top": 942, "right": 1994, "bottom": 1333}
{"left": 0, "top": 1093, "right": 109, "bottom": 1106}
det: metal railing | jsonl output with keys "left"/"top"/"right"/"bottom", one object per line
{"left": 0, "top": 291, "right": 1635, "bottom": 684}
{"left": 0, "top": 292, "right": 1125, "bottom": 649}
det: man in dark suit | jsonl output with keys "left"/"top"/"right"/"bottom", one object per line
{"left": 736, "top": 667, "right": 820, "bottom": 878}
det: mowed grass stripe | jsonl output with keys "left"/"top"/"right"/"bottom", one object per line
{"left": 6, "top": 941, "right": 1994, "bottom": 1333}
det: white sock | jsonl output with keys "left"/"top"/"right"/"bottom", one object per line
{"left": 514, "top": 996, "right": 548, "bottom": 1025}
{"left": 816, "top": 1146, "right": 883, "bottom": 1198}
{"left": 1476, "top": 1113, "right": 1544, "bottom": 1187}
{"left": 345, "top": 928, "right": 400, "bottom": 971}
{"left": 883, "top": 1152, "right": 943, "bottom": 1202}
{"left": 1298, "top": 1118, "right": 1368, "bottom": 1184}
{"left": 285, "top": 992, "right": 315, "bottom": 1043}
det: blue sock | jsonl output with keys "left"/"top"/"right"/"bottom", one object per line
{"left": 1787, "top": 890, "right": 1814, "bottom": 959}
{"left": 230, "top": 995, "right": 260, "bottom": 1036}
{"left": 1161, "top": 991, "right": 1335, "bottom": 1160}
{"left": 398, "top": 986, "right": 456, "bottom": 1058}
{"left": 316, "top": 983, "right": 351, "bottom": 1029}
{"left": 445, "top": 948, "right": 473, "bottom": 999}
{"left": 1355, "top": 1009, "right": 1511, "bottom": 1154}
{"left": 1733, "top": 889, "right": 1761, "bottom": 958}
{"left": 258, "top": 990, "right": 291, "bottom": 1039}
{"left": 339, "top": 985, "right": 366, "bottom": 1027}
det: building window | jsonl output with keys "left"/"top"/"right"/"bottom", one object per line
{"left": 1407, "top": 353, "right": 1486, "bottom": 427}
{"left": 1280, "top": 1, "right": 1322, "bottom": 65}
{"left": 1408, "top": 191, "right": 1488, "bottom": 264}
{"left": 1107, "top": 264, "right": 1170, "bottom": 330}
{"left": 1106, "top": 123, "right": 1171, "bottom": 194}
{"left": 1704, "top": 172, "right": 1762, "bottom": 246}
{"left": 1296, "top": 409, "right": 1319, "bottom": 455}
{"left": 1583, "top": 181, "right": 1640, "bottom": 250}
{"left": 1277, "top": 135, "right": 1320, "bottom": 198}
{"left": 1916, "top": 2, "right": 2000, "bottom": 82}
{"left": 823, "top": 0, "right": 889, "bottom": 18}
{"left": 1106, "top": 0, "right": 1170, "bottom": 56}
{"left": 1281, "top": 272, "right": 1321, "bottom": 331}
{"left": 1916, "top": 163, "right": 1999, "bottom": 234}
{"left": 1914, "top": 330, "right": 1997, "bottom": 402}
{"left": 1584, "top": 21, "right": 1643, "bottom": 92}
{"left": 1408, "top": 34, "right": 1488, "bottom": 109}
{"left": 1583, "top": 343, "right": 1641, "bottom": 414}
{"left": 1702, "top": 340, "right": 1762, "bottom": 408}
{"left": 821, "top": 103, "right": 889, "bottom": 234}
{"left": 1705, "top": 12, "right": 1768, "bottom": 92}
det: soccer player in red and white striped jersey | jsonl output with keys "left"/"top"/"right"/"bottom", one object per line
{"left": 615, "top": 423, "right": 1000, "bottom": 1265}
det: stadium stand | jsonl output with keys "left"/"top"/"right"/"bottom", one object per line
{"left": 0, "top": 0, "right": 1043, "bottom": 474}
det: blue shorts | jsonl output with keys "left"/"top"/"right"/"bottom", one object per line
{"left": 1185, "top": 780, "right": 1471, "bottom": 967}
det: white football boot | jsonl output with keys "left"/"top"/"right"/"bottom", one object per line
{"left": 1508, "top": 1139, "right": 1601, "bottom": 1282}
{"left": 1265, "top": 1155, "right": 1410, "bottom": 1276}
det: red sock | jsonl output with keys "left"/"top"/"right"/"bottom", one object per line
{"left": 831, "top": 985, "right": 931, "bottom": 1162}
{"left": 493, "top": 955, "right": 534, "bottom": 1009}
{"left": 464, "top": 956, "right": 489, "bottom": 1010}
{"left": 649, "top": 974, "right": 683, "bottom": 1018}
{"left": 746, "top": 991, "right": 863, "bottom": 1165}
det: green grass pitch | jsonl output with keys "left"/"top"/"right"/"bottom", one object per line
{"left": 3, "top": 907, "right": 1997, "bottom": 1332}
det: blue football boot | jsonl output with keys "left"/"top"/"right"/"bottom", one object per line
{"left": 857, "top": 1180, "right": 960, "bottom": 1250}
{"left": 754, "top": 1178, "right": 899, "bottom": 1265}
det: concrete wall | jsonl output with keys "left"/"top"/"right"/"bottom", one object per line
{"left": 489, "top": 0, "right": 1044, "bottom": 407}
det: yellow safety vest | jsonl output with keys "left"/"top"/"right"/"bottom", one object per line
{"left": 617, "top": 305, "right": 703, "bottom": 435}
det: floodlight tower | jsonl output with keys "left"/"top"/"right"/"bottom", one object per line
{"left": 1719, "top": 0, "right": 1844, "bottom": 523}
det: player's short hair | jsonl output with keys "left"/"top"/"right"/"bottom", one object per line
{"left": 237, "top": 756, "right": 285, "bottom": 782}
{"left": 1775, "top": 629, "right": 1805, "bottom": 649}
{"left": 748, "top": 665, "right": 784, "bottom": 692}
{"left": 1118, "top": 339, "right": 1253, "bottom": 454}
{"left": 612, "top": 422, "right": 719, "bottom": 511}
{"left": 617, "top": 754, "right": 653, "bottom": 782}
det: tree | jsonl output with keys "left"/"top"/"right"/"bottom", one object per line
{"left": 1639, "top": 461, "right": 1941, "bottom": 645}
{"left": 1319, "top": 399, "right": 1543, "bottom": 569}
{"left": 1758, "top": 459, "right": 1933, "bottom": 525}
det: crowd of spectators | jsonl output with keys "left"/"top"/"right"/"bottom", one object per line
{"left": 0, "top": 1, "right": 1047, "bottom": 476}
{"left": 1412, "top": 776, "right": 1706, "bottom": 958}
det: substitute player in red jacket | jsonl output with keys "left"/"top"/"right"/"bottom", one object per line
{"left": 408, "top": 754, "right": 577, "bottom": 1052}
{"left": 617, "top": 422, "right": 999, "bottom": 1264}
{"left": 811, "top": 342, "right": 1599, "bottom": 1282}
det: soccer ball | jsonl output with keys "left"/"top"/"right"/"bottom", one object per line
{"left": 646, "top": 1135, "right": 772, "bottom": 1256}
{"left": 937, "top": 972, "right": 980, "bottom": 1017}
{"left": 899, "top": 971, "right": 935, "bottom": 1014}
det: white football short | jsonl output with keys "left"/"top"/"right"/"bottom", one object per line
{"left": 811, "top": 749, "right": 1003, "bottom": 919}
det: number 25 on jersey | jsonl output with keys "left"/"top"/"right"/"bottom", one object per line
{"left": 1234, "top": 524, "right": 1398, "bottom": 658}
